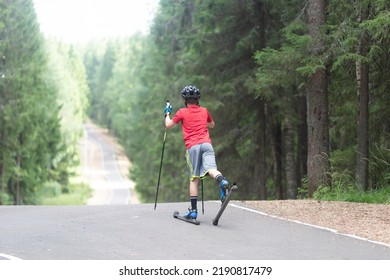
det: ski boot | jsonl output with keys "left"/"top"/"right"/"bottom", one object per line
{"left": 183, "top": 208, "right": 198, "bottom": 220}
{"left": 219, "top": 178, "right": 230, "bottom": 202}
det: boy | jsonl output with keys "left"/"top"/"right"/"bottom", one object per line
{"left": 164, "top": 85, "right": 229, "bottom": 220}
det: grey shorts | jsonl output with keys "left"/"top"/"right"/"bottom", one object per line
{"left": 186, "top": 143, "right": 217, "bottom": 181}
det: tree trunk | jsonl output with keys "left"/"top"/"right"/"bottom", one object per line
{"left": 257, "top": 97, "right": 267, "bottom": 200}
{"left": 296, "top": 94, "right": 307, "bottom": 190}
{"left": 16, "top": 154, "right": 22, "bottom": 205}
{"left": 0, "top": 163, "right": 3, "bottom": 205}
{"left": 306, "top": 0, "right": 331, "bottom": 197}
{"left": 355, "top": 7, "right": 370, "bottom": 191}
{"left": 271, "top": 120, "right": 283, "bottom": 199}
{"left": 284, "top": 117, "right": 297, "bottom": 199}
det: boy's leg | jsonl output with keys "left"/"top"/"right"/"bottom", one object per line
{"left": 189, "top": 178, "right": 199, "bottom": 211}
{"left": 189, "top": 177, "right": 199, "bottom": 196}
{"left": 208, "top": 169, "right": 229, "bottom": 186}
{"left": 208, "top": 169, "right": 221, "bottom": 179}
{"left": 201, "top": 144, "right": 230, "bottom": 202}
{"left": 185, "top": 146, "right": 201, "bottom": 219}
{"left": 184, "top": 177, "right": 198, "bottom": 220}
{"left": 214, "top": 172, "right": 230, "bottom": 202}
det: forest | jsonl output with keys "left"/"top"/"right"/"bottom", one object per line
{"left": 0, "top": 0, "right": 88, "bottom": 204}
{"left": 0, "top": 0, "right": 389, "bottom": 205}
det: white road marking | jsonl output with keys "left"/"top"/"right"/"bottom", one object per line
{"left": 0, "top": 253, "right": 23, "bottom": 260}
{"left": 229, "top": 202, "right": 390, "bottom": 249}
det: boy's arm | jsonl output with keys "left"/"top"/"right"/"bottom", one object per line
{"left": 163, "top": 101, "right": 176, "bottom": 128}
{"left": 165, "top": 114, "right": 177, "bottom": 128}
{"left": 207, "top": 110, "right": 215, "bottom": 128}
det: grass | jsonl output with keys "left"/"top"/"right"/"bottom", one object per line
{"left": 40, "top": 182, "right": 92, "bottom": 205}
{"left": 313, "top": 185, "right": 390, "bottom": 204}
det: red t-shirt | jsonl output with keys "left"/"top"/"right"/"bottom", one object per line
{"left": 172, "top": 105, "right": 213, "bottom": 149}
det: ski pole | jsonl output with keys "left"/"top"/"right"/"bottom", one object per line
{"left": 201, "top": 179, "right": 204, "bottom": 214}
{"left": 154, "top": 100, "right": 170, "bottom": 210}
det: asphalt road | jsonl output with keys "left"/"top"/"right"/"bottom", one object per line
{"left": 81, "top": 122, "right": 133, "bottom": 205}
{"left": 1, "top": 202, "right": 390, "bottom": 260}
{"left": 1, "top": 123, "right": 389, "bottom": 260}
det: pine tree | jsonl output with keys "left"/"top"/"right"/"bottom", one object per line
{"left": 305, "top": 0, "right": 331, "bottom": 197}
{"left": 0, "top": 0, "right": 69, "bottom": 204}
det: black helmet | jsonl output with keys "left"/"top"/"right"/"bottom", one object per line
{"left": 181, "top": 85, "right": 200, "bottom": 100}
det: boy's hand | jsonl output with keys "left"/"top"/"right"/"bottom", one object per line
{"left": 164, "top": 103, "right": 172, "bottom": 116}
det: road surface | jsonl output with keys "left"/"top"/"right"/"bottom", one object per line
{"left": 81, "top": 122, "right": 136, "bottom": 205}
{"left": 1, "top": 122, "right": 389, "bottom": 261}
{"left": 1, "top": 202, "right": 390, "bottom": 260}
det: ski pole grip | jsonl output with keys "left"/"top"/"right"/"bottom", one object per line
{"left": 164, "top": 100, "right": 171, "bottom": 119}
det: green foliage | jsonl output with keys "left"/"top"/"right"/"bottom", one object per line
{"left": 369, "top": 145, "right": 390, "bottom": 189}
{"left": 0, "top": 0, "right": 89, "bottom": 204}
{"left": 44, "top": 39, "right": 90, "bottom": 176}
{"left": 314, "top": 185, "right": 390, "bottom": 204}
{"left": 40, "top": 182, "right": 91, "bottom": 205}
{"left": 1, "top": 0, "right": 58, "bottom": 204}
{"left": 254, "top": 20, "right": 310, "bottom": 97}
{"left": 329, "top": 148, "right": 355, "bottom": 179}
{"left": 0, "top": 191, "right": 11, "bottom": 205}
{"left": 314, "top": 144, "right": 390, "bottom": 203}
{"left": 81, "top": 0, "right": 390, "bottom": 203}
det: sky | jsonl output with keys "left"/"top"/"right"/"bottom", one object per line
{"left": 33, "top": 0, "right": 160, "bottom": 43}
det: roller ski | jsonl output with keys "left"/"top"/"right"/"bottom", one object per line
{"left": 212, "top": 182, "right": 238, "bottom": 226}
{"left": 173, "top": 209, "right": 200, "bottom": 225}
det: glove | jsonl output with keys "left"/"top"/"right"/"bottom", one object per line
{"left": 164, "top": 103, "right": 172, "bottom": 116}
